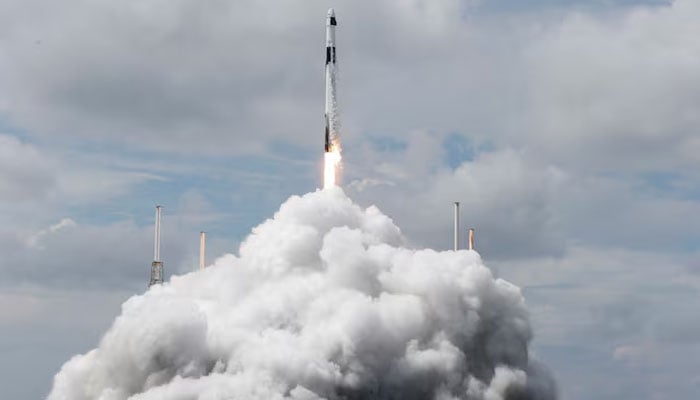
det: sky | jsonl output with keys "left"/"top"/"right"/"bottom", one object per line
{"left": 0, "top": 0, "right": 698, "bottom": 398}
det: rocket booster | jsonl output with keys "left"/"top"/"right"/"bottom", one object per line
{"left": 324, "top": 8, "right": 337, "bottom": 153}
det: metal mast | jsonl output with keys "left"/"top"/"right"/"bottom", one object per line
{"left": 149, "top": 205, "right": 163, "bottom": 287}
{"left": 453, "top": 202, "right": 460, "bottom": 251}
{"left": 199, "top": 231, "right": 206, "bottom": 270}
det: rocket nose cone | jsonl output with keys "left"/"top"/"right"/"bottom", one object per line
{"left": 327, "top": 8, "right": 335, "bottom": 18}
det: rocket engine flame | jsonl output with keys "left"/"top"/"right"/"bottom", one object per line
{"left": 323, "top": 144, "right": 342, "bottom": 189}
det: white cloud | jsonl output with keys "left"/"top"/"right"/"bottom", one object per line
{"left": 348, "top": 143, "right": 567, "bottom": 258}
{"left": 0, "top": 134, "right": 53, "bottom": 202}
{"left": 521, "top": 0, "right": 700, "bottom": 171}
{"left": 24, "top": 217, "right": 76, "bottom": 249}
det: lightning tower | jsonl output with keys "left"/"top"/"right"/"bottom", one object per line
{"left": 453, "top": 202, "right": 460, "bottom": 251}
{"left": 149, "top": 205, "right": 163, "bottom": 287}
{"left": 199, "top": 231, "right": 206, "bottom": 270}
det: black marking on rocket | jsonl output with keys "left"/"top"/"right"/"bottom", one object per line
{"left": 330, "top": 16, "right": 337, "bottom": 26}
{"left": 326, "top": 47, "right": 336, "bottom": 65}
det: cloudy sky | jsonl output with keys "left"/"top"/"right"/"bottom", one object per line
{"left": 1, "top": 0, "right": 699, "bottom": 398}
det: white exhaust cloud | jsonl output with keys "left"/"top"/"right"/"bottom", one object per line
{"left": 47, "top": 188, "right": 555, "bottom": 400}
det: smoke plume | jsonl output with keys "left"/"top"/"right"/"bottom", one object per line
{"left": 47, "top": 188, "right": 556, "bottom": 400}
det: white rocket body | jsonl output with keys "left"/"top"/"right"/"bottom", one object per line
{"left": 324, "top": 8, "right": 338, "bottom": 152}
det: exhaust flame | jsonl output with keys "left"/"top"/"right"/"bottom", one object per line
{"left": 323, "top": 144, "right": 342, "bottom": 189}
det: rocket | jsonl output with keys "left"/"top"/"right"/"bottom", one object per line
{"left": 324, "top": 8, "right": 338, "bottom": 153}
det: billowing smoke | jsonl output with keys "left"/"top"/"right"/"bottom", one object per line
{"left": 48, "top": 188, "right": 556, "bottom": 400}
